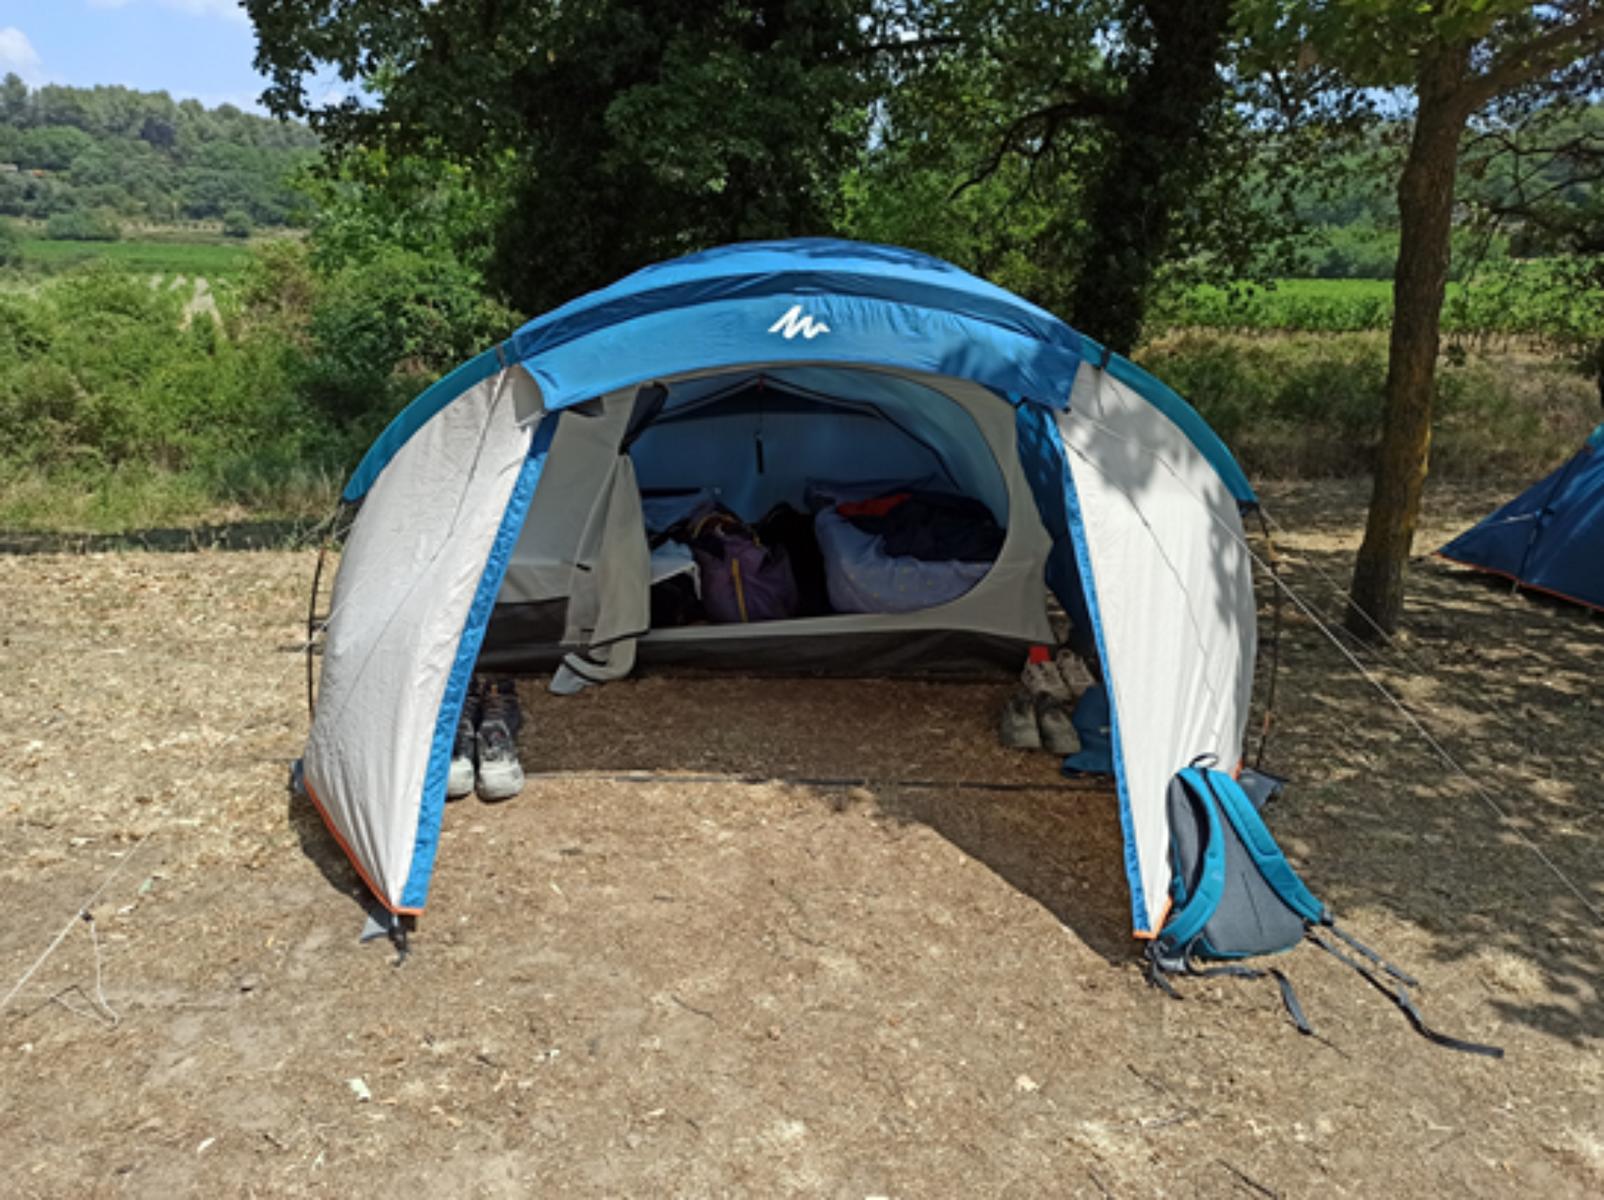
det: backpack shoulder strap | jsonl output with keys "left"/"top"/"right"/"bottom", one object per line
{"left": 1200, "top": 770, "right": 1328, "bottom": 926}
{"left": 1156, "top": 767, "right": 1228, "bottom": 958}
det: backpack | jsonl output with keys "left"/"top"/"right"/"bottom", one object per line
{"left": 1149, "top": 763, "right": 1502, "bottom": 1058}
{"left": 686, "top": 509, "right": 800, "bottom": 624}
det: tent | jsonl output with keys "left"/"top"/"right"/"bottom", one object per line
{"left": 1439, "top": 423, "right": 1604, "bottom": 612}
{"left": 300, "top": 238, "right": 1260, "bottom": 940}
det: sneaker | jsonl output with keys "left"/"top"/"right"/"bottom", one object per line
{"left": 1021, "top": 645, "right": 1071, "bottom": 701}
{"left": 1035, "top": 692, "right": 1081, "bottom": 756}
{"left": 446, "top": 681, "right": 482, "bottom": 800}
{"left": 1055, "top": 647, "right": 1096, "bottom": 695}
{"left": 1000, "top": 686, "right": 1042, "bottom": 750}
{"left": 476, "top": 678, "right": 525, "bottom": 802}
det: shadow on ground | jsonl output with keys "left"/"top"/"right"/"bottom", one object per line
{"left": 0, "top": 518, "right": 332, "bottom": 555}
{"left": 1251, "top": 489, "right": 1603, "bottom": 1046}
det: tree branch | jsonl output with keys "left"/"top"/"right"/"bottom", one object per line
{"left": 949, "top": 92, "right": 1125, "bottom": 198}
{"left": 1465, "top": 5, "right": 1604, "bottom": 109}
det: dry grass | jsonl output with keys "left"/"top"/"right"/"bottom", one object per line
{"left": 0, "top": 482, "right": 1600, "bottom": 1197}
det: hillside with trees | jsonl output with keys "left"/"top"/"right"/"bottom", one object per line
{"left": 0, "top": 76, "right": 317, "bottom": 229}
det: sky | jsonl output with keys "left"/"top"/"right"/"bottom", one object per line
{"left": 0, "top": 0, "right": 277, "bottom": 112}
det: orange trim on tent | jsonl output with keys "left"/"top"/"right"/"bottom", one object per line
{"left": 1436, "top": 551, "right": 1604, "bottom": 616}
{"left": 302, "top": 776, "right": 424, "bottom": 917}
{"left": 1132, "top": 894, "right": 1172, "bottom": 941}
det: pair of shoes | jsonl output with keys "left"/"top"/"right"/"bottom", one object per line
{"left": 1000, "top": 686, "right": 1081, "bottom": 755}
{"left": 446, "top": 678, "right": 526, "bottom": 802}
{"left": 1000, "top": 646, "right": 1081, "bottom": 756}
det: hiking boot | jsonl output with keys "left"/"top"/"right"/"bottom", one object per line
{"left": 1035, "top": 692, "right": 1081, "bottom": 756}
{"left": 447, "top": 681, "right": 482, "bottom": 800}
{"left": 476, "top": 678, "right": 525, "bottom": 802}
{"left": 1021, "top": 645, "right": 1071, "bottom": 701}
{"left": 1000, "top": 686, "right": 1042, "bottom": 750}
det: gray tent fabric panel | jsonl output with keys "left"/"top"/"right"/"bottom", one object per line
{"left": 303, "top": 366, "right": 542, "bottom": 910}
{"left": 499, "top": 390, "right": 637, "bottom": 603}
{"left": 560, "top": 454, "right": 650, "bottom": 682}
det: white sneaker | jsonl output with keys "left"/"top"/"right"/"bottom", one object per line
{"left": 475, "top": 679, "right": 525, "bottom": 802}
{"left": 1021, "top": 647, "right": 1071, "bottom": 700}
{"left": 1055, "top": 648, "right": 1096, "bottom": 695}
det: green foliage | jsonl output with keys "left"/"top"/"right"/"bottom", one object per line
{"left": 0, "top": 216, "right": 19, "bottom": 268}
{"left": 0, "top": 74, "right": 316, "bottom": 227}
{"left": 295, "top": 147, "right": 506, "bottom": 275}
{"left": 1139, "top": 332, "right": 1596, "bottom": 479}
{"left": 44, "top": 208, "right": 121, "bottom": 241}
{"left": 221, "top": 209, "right": 253, "bottom": 238}
{"left": 1154, "top": 268, "right": 1604, "bottom": 349}
{"left": 298, "top": 245, "right": 517, "bottom": 435}
{"left": 0, "top": 235, "right": 515, "bottom": 530}
{"left": 248, "top": 1, "right": 874, "bottom": 313}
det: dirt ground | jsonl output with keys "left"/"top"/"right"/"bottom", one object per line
{"left": 1, "top": 482, "right": 1599, "bottom": 1198}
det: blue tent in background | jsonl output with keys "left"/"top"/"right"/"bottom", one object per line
{"left": 1439, "top": 424, "right": 1604, "bottom": 612}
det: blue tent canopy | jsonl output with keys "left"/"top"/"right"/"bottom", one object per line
{"left": 343, "top": 239, "right": 1253, "bottom": 504}
{"left": 1439, "top": 424, "right": 1604, "bottom": 612}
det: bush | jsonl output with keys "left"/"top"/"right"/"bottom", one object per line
{"left": 221, "top": 209, "right": 253, "bottom": 239}
{"left": 1137, "top": 332, "right": 1597, "bottom": 480}
{"left": 44, "top": 208, "right": 121, "bottom": 242}
{"left": 301, "top": 246, "right": 518, "bottom": 435}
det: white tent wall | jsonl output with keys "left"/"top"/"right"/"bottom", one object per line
{"left": 303, "top": 366, "right": 544, "bottom": 911}
{"left": 1057, "top": 363, "right": 1257, "bottom": 935}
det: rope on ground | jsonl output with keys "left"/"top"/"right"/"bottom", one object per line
{"left": 1068, "top": 414, "right": 1603, "bottom": 927}
{"left": 0, "top": 505, "right": 350, "bottom": 1022}
{"left": 0, "top": 832, "right": 151, "bottom": 1019}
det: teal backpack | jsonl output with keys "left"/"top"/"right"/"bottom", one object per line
{"left": 1149, "top": 763, "right": 1502, "bottom": 1058}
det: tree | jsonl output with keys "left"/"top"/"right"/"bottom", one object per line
{"left": 1241, "top": 1, "right": 1604, "bottom": 638}
{"left": 247, "top": 0, "right": 880, "bottom": 315}
{"left": 1065, "top": 0, "right": 1236, "bottom": 353}
{"left": 853, "top": 1, "right": 1318, "bottom": 350}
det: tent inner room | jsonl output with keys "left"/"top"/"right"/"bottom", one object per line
{"left": 481, "top": 364, "right": 1060, "bottom": 676}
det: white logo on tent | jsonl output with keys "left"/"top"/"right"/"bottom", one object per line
{"left": 768, "top": 304, "right": 830, "bottom": 340}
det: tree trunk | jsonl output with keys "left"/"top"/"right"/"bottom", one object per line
{"left": 1065, "top": 0, "right": 1232, "bottom": 354}
{"left": 1345, "top": 45, "right": 1472, "bottom": 640}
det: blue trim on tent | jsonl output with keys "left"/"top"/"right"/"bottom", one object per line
{"left": 1040, "top": 412, "right": 1151, "bottom": 934}
{"left": 519, "top": 291, "right": 1083, "bottom": 418}
{"left": 512, "top": 238, "right": 1080, "bottom": 361}
{"left": 343, "top": 346, "right": 508, "bottom": 502}
{"left": 398, "top": 415, "right": 557, "bottom": 910}
{"left": 1100, "top": 350, "right": 1256, "bottom": 505}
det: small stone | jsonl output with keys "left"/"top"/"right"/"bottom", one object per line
{"left": 1014, "top": 1074, "right": 1040, "bottom": 1093}
{"left": 347, "top": 1077, "right": 372, "bottom": 1103}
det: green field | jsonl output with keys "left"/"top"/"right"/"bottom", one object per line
{"left": 1157, "top": 271, "right": 1603, "bottom": 345}
{"left": 19, "top": 237, "right": 255, "bottom": 276}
